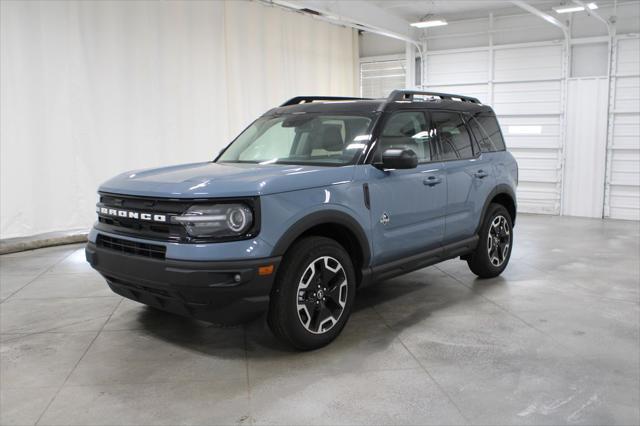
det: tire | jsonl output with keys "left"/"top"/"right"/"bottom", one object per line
{"left": 467, "top": 203, "right": 513, "bottom": 278}
{"left": 267, "top": 236, "right": 356, "bottom": 350}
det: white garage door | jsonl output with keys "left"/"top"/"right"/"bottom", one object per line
{"left": 426, "top": 43, "right": 565, "bottom": 214}
{"left": 360, "top": 59, "right": 406, "bottom": 99}
{"left": 606, "top": 37, "right": 640, "bottom": 221}
{"left": 426, "top": 49, "right": 490, "bottom": 103}
{"left": 494, "top": 45, "right": 564, "bottom": 215}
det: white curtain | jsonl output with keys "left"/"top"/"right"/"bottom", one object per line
{"left": 0, "top": 0, "right": 358, "bottom": 239}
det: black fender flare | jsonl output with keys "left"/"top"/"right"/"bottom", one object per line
{"left": 271, "top": 210, "right": 372, "bottom": 267}
{"left": 476, "top": 184, "right": 518, "bottom": 234}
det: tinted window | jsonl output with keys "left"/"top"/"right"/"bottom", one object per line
{"left": 379, "top": 111, "right": 433, "bottom": 162}
{"left": 469, "top": 113, "right": 506, "bottom": 152}
{"left": 217, "top": 114, "right": 373, "bottom": 166}
{"left": 431, "top": 112, "right": 473, "bottom": 161}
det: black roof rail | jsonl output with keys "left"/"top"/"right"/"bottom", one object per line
{"left": 387, "top": 90, "right": 481, "bottom": 104}
{"left": 280, "top": 96, "right": 372, "bottom": 107}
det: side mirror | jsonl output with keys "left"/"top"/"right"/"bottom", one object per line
{"left": 377, "top": 148, "right": 418, "bottom": 170}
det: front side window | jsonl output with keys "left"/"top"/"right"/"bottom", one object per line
{"left": 217, "top": 114, "right": 374, "bottom": 166}
{"left": 378, "top": 111, "right": 433, "bottom": 163}
{"left": 431, "top": 111, "right": 474, "bottom": 161}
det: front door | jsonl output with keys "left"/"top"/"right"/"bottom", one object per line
{"left": 364, "top": 110, "right": 447, "bottom": 265}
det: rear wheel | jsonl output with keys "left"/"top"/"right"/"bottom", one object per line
{"left": 467, "top": 203, "right": 513, "bottom": 278}
{"left": 267, "top": 236, "right": 356, "bottom": 350}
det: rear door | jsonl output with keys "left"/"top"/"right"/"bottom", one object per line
{"left": 431, "top": 111, "right": 495, "bottom": 244}
{"left": 365, "top": 110, "right": 446, "bottom": 265}
{"left": 467, "top": 111, "right": 511, "bottom": 186}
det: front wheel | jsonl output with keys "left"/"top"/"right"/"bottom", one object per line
{"left": 267, "top": 236, "right": 356, "bottom": 350}
{"left": 467, "top": 203, "right": 513, "bottom": 278}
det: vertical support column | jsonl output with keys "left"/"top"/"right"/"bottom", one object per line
{"left": 405, "top": 42, "right": 416, "bottom": 89}
{"left": 558, "top": 37, "right": 570, "bottom": 215}
{"left": 604, "top": 35, "right": 619, "bottom": 218}
{"left": 421, "top": 39, "right": 428, "bottom": 90}
{"left": 558, "top": 13, "right": 572, "bottom": 215}
{"left": 488, "top": 13, "right": 495, "bottom": 105}
{"left": 602, "top": 18, "right": 617, "bottom": 218}
{"left": 353, "top": 30, "right": 362, "bottom": 97}
{"left": 510, "top": 0, "right": 572, "bottom": 215}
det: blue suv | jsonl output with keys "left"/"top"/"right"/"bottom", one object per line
{"left": 86, "top": 90, "right": 518, "bottom": 350}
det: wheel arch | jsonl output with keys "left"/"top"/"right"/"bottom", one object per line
{"left": 477, "top": 185, "right": 517, "bottom": 233}
{"left": 271, "top": 210, "right": 371, "bottom": 286}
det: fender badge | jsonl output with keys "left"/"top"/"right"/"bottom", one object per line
{"left": 380, "top": 212, "right": 390, "bottom": 225}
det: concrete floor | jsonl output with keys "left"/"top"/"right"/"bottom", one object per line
{"left": 0, "top": 214, "right": 638, "bottom": 426}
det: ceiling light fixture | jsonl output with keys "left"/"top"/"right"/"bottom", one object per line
{"left": 410, "top": 18, "right": 448, "bottom": 28}
{"left": 553, "top": 2, "right": 598, "bottom": 14}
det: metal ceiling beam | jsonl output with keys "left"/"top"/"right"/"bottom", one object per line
{"left": 509, "top": 0, "right": 570, "bottom": 40}
{"left": 269, "top": 0, "right": 419, "bottom": 43}
{"left": 572, "top": 0, "right": 614, "bottom": 36}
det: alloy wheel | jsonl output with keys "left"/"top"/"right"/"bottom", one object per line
{"left": 296, "top": 256, "right": 348, "bottom": 334}
{"left": 487, "top": 215, "right": 510, "bottom": 267}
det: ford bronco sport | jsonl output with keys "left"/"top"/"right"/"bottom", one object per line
{"left": 86, "top": 90, "right": 518, "bottom": 350}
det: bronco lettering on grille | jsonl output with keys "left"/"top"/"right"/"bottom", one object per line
{"left": 98, "top": 206, "right": 167, "bottom": 223}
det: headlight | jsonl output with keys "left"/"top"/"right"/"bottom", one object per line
{"left": 173, "top": 203, "right": 254, "bottom": 238}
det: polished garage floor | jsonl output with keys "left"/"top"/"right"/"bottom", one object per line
{"left": 1, "top": 214, "right": 638, "bottom": 426}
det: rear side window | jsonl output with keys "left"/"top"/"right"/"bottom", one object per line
{"left": 379, "top": 111, "right": 432, "bottom": 163}
{"left": 469, "top": 113, "right": 506, "bottom": 152}
{"left": 431, "top": 111, "right": 474, "bottom": 161}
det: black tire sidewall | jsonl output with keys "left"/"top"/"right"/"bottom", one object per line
{"left": 269, "top": 236, "right": 356, "bottom": 350}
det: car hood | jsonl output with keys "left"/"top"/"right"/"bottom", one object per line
{"left": 99, "top": 162, "right": 356, "bottom": 198}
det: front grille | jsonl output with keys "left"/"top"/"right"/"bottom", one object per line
{"left": 96, "top": 193, "right": 190, "bottom": 242}
{"left": 98, "top": 216, "right": 176, "bottom": 238}
{"left": 95, "top": 192, "right": 261, "bottom": 243}
{"left": 97, "top": 234, "right": 166, "bottom": 259}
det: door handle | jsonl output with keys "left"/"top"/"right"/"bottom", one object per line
{"left": 423, "top": 176, "right": 442, "bottom": 186}
{"left": 474, "top": 170, "right": 489, "bottom": 179}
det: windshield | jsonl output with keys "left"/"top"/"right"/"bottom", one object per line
{"left": 216, "top": 113, "right": 375, "bottom": 166}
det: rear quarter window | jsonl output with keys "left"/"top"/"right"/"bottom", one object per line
{"left": 431, "top": 111, "right": 474, "bottom": 161}
{"left": 468, "top": 113, "right": 506, "bottom": 152}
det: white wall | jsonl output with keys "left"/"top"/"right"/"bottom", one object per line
{"left": 359, "top": 32, "right": 405, "bottom": 57}
{"left": 0, "top": 0, "right": 358, "bottom": 239}
{"left": 563, "top": 78, "right": 609, "bottom": 218}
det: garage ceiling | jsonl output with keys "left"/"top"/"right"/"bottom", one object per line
{"left": 369, "top": 0, "right": 616, "bottom": 21}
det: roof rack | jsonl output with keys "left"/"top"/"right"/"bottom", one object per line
{"left": 280, "top": 96, "right": 372, "bottom": 107}
{"left": 387, "top": 90, "right": 481, "bottom": 104}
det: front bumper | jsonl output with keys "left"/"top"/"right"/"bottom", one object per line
{"left": 85, "top": 242, "right": 281, "bottom": 324}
